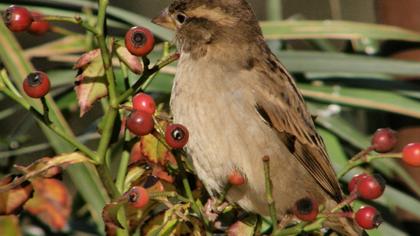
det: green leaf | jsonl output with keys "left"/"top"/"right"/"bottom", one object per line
{"left": 102, "top": 200, "right": 125, "bottom": 230}
{"left": 317, "top": 128, "right": 348, "bottom": 171}
{"left": 141, "top": 134, "right": 172, "bottom": 165}
{"left": 25, "top": 35, "right": 86, "bottom": 58}
{"left": 381, "top": 185, "right": 420, "bottom": 220}
{"left": 275, "top": 51, "right": 420, "bottom": 76}
{"left": 261, "top": 20, "right": 420, "bottom": 42}
{"left": 0, "top": 216, "right": 21, "bottom": 236}
{"left": 157, "top": 219, "right": 178, "bottom": 236}
{"left": 300, "top": 83, "right": 420, "bottom": 119}
{"left": 145, "top": 73, "right": 174, "bottom": 93}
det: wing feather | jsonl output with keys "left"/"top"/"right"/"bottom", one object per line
{"left": 253, "top": 52, "right": 343, "bottom": 201}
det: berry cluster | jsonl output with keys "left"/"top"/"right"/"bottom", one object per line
{"left": 288, "top": 172, "right": 385, "bottom": 230}
{"left": 126, "top": 92, "right": 190, "bottom": 150}
{"left": 3, "top": 5, "right": 49, "bottom": 35}
{"left": 371, "top": 128, "right": 420, "bottom": 167}
{"left": 348, "top": 173, "right": 385, "bottom": 229}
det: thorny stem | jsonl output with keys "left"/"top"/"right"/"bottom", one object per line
{"left": 263, "top": 156, "right": 278, "bottom": 233}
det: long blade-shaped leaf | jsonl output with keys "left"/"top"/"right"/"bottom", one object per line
{"left": 261, "top": 20, "right": 420, "bottom": 42}
{"left": 300, "top": 83, "right": 420, "bottom": 119}
{"left": 275, "top": 51, "right": 420, "bottom": 76}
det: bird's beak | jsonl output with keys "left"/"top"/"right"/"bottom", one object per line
{"left": 152, "top": 8, "right": 176, "bottom": 30}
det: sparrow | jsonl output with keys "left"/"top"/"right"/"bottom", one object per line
{"left": 153, "top": 0, "right": 362, "bottom": 235}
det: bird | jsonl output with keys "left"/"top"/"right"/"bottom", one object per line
{"left": 152, "top": 0, "right": 362, "bottom": 235}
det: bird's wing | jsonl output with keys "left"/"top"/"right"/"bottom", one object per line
{"left": 252, "top": 52, "right": 343, "bottom": 201}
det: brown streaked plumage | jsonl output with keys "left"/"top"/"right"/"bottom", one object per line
{"left": 153, "top": 0, "right": 362, "bottom": 235}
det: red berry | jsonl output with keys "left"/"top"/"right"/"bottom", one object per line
{"left": 127, "top": 186, "right": 149, "bottom": 208}
{"left": 292, "top": 197, "right": 319, "bottom": 222}
{"left": 28, "top": 12, "right": 49, "bottom": 35}
{"left": 132, "top": 93, "right": 156, "bottom": 114}
{"left": 3, "top": 5, "right": 33, "bottom": 32}
{"left": 126, "top": 111, "right": 154, "bottom": 136}
{"left": 402, "top": 143, "right": 420, "bottom": 167}
{"left": 125, "top": 26, "right": 155, "bottom": 57}
{"left": 355, "top": 206, "right": 382, "bottom": 230}
{"left": 165, "top": 124, "right": 189, "bottom": 149}
{"left": 356, "top": 174, "right": 385, "bottom": 200}
{"left": 371, "top": 128, "right": 397, "bottom": 153}
{"left": 23, "top": 71, "right": 51, "bottom": 98}
{"left": 348, "top": 173, "right": 369, "bottom": 193}
{"left": 228, "top": 170, "right": 246, "bottom": 186}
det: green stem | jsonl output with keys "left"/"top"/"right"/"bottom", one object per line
{"left": 140, "top": 42, "right": 171, "bottom": 90}
{"left": 1, "top": 87, "right": 98, "bottom": 162}
{"left": 262, "top": 156, "right": 278, "bottom": 232}
{"left": 331, "top": 192, "right": 357, "bottom": 213}
{"left": 0, "top": 70, "right": 21, "bottom": 97}
{"left": 337, "top": 152, "right": 403, "bottom": 179}
{"left": 42, "top": 15, "right": 97, "bottom": 34}
{"left": 173, "top": 150, "right": 209, "bottom": 227}
{"left": 115, "top": 130, "right": 130, "bottom": 193}
{"left": 115, "top": 63, "right": 131, "bottom": 193}
{"left": 97, "top": 164, "right": 120, "bottom": 198}
{"left": 96, "top": 107, "right": 118, "bottom": 162}
{"left": 117, "top": 53, "right": 180, "bottom": 104}
{"left": 95, "top": 0, "right": 119, "bottom": 166}
{"left": 273, "top": 217, "right": 325, "bottom": 236}
{"left": 94, "top": 1, "right": 129, "bottom": 235}
{"left": 40, "top": 96, "right": 51, "bottom": 124}
{"left": 303, "top": 218, "right": 325, "bottom": 232}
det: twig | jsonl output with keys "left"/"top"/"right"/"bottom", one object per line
{"left": 116, "top": 53, "right": 180, "bottom": 104}
{"left": 40, "top": 97, "right": 51, "bottom": 124}
{"left": 173, "top": 150, "right": 209, "bottom": 227}
{"left": 42, "top": 15, "right": 97, "bottom": 34}
{"left": 337, "top": 152, "right": 402, "bottom": 179}
{"left": 262, "top": 155, "right": 278, "bottom": 232}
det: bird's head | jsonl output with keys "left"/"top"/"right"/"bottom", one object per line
{"left": 152, "top": 0, "right": 263, "bottom": 55}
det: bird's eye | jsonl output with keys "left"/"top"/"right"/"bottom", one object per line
{"left": 175, "top": 13, "right": 187, "bottom": 24}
